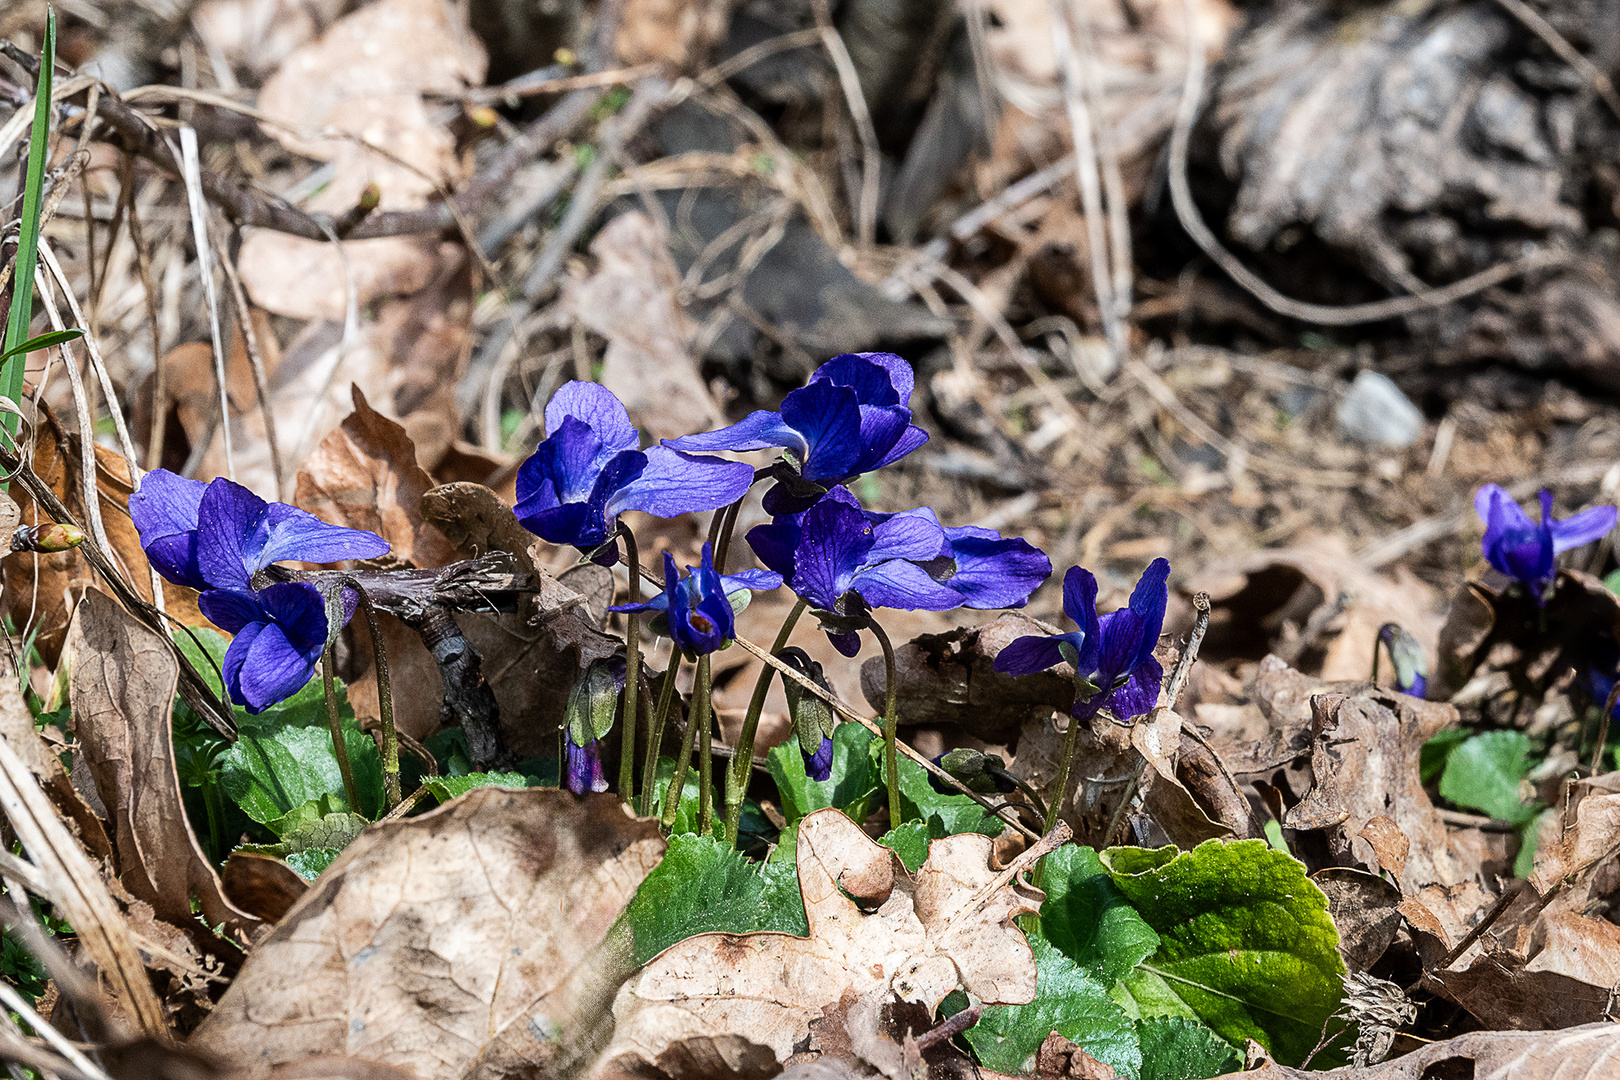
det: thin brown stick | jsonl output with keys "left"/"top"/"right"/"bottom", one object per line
{"left": 218, "top": 245, "right": 286, "bottom": 499}
{"left": 810, "top": 0, "right": 881, "bottom": 246}
{"left": 1489, "top": 0, "right": 1620, "bottom": 124}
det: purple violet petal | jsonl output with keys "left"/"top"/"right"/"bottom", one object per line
{"left": 942, "top": 526, "right": 1052, "bottom": 609}
{"left": 849, "top": 558, "right": 965, "bottom": 611}
{"left": 1550, "top": 504, "right": 1618, "bottom": 554}
{"left": 865, "top": 422, "right": 929, "bottom": 472}
{"left": 779, "top": 380, "right": 865, "bottom": 482}
{"left": 1126, "top": 558, "right": 1171, "bottom": 670}
{"left": 608, "top": 446, "right": 755, "bottom": 520}
{"left": 828, "top": 630, "right": 862, "bottom": 657}
{"left": 994, "top": 633, "right": 1078, "bottom": 676}
{"left": 544, "top": 381, "right": 639, "bottom": 454}
{"left": 259, "top": 502, "right": 389, "bottom": 567}
{"left": 804, "top": 735, "right": 835, "bottom": 781}
{"left": 1105, "top": 654, "right": 1163, "bottom": 723}
{"left": 810, "top": 352, "right": 913, "bottom": 407}
{"left": 1061, "top": 567, "right": 1102, "bottom": 674}
{"left": 790, "top": 495, "right": 876, "bottom": 611}
{"left": 129, "top": 469, "right": 210, "bottom": 589}
{"left": 194, "top": 478, "right": 271, "bottom": 590}
{"left": 664, "top": 409, "right": 807, "bottom": 458}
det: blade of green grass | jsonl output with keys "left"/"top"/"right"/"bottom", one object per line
{"left": 1, "top": 9, "right": 56, "bottom": 442}
{"left": 0, "top": 328, "right": 81, "bottom": 363}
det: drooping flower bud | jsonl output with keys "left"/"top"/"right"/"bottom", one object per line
{"left": 780, "top": 647, "right": 837, "bottom": 781}
{"left": 1377, "top": 623, "right": 1428, "bottom": 699}
{"left": 563, "top": 656, "right": 625, "bottom": 794}
{"left": 930, "top": 748, "right": 1017, "bottom": 796}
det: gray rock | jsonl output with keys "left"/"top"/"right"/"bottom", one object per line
{"left": 1335, "top": 370, "right": 1425, "bottom": 448}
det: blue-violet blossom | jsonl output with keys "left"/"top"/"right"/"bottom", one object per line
{"left": 608, "top": 543, "right": 781, "bottom": 658}
{"left": 748, "top": 486, "right": 1049, "bottom": 655}
{"left": 515, "top": 382, "right": 756, "bottom": 563}
{"left": 1377, "top": 623, "right": 1428, "bottom": 699}
{"left": 1475, "top": 483, "right": 1616, "bottom": 597}
{"left": 995, "top": 559, "right": 1170, "bottom": 723}
{"left": 665, "top": 352, "right": 928, "bottom": 513}
{"left": 129, "top": 470, "right": 390, "bottom": 712}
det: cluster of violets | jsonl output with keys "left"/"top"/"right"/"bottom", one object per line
{"left": 125, "top": 350, "right": 1620, "bottom": 822}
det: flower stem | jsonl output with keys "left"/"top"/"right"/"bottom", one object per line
{"left": 322, "top": 645, "right": 362, "bottom": 813}
{"left": 1044, "top": 682, "right": 1093, "bottom": 836}
{"left": 616, "top": 522, "right": 643, "bottom": 807}
{"left": 349, "top": 584, "right": 401, "bottom": 811}
{"left": 697, "top": 655, "right": 715, "bottom": 836}
{"left": 712, "top": 498, "right": 743, "bottom": 572}
{"left": 662, "top": 654, "right": 710, "bottom": 829}
{"left": 870, "top": 620, "right": 902, "bottom": 828}
{"left": 640, "top": 654, "right": 682, "bottom": 817}
{"left": 723, "top": 598, "right": 808, "bottom": 845}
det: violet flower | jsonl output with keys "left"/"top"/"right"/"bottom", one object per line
{"left": 564, "top": 736, "right": 607, "bottom": 794}
{"left": 515, "top": 382, "right": 756, "bottom": 563}
{"left": 748, "top": 487, "right": 1050, "bottom": 654}
{"left": 747, "top": 486, "right": 964, "bottom": 655}
{"left": 665, "top": 352, "right": 928, "bottom": 513}
{"left": 130, "top": 469, "right": 389, "bottom": 591}
{"left": 1475, "top": 483, "right": 1616, "bottom": 597}
{"left": 609, "top": 543, "right": 781, "bottom": 658}
{"left": 995, "top": 559, "right": 1170, "bottom": 723}
{"left": 130, "top": 470, "right": 389, "bottom": 713}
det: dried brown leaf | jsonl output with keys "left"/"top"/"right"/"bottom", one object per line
{"left": 66, "top": 588, "right": 262, "bottom": 942}
{"left": 600, "top": 809, "right": 1040, "bottom": 1073}
{"left": 1223, "top": 1022, "right": 1620, "bottom": 1079}
{"left": 194, "top": 788, "right": 664, "bottom": 1079}
{"left": 221, "top": 852, "right": 308, "bottom": 924}
{"left": 567, "top": 213, "right": 723, "bottom": 442}
{"left": 295, "top": 383, "right": 458, "bottom": 568}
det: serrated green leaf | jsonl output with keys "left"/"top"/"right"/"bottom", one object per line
{"left": 1040, "top": 846, "right": 1160, "bottom": 984}
{"left": 759, "top": 859, "right": 808, "bottom": 937}
{"left": 624, "top": 835, "right": 805, "bottom": 964}
{"left": 1103, "top": 840, "right": 1345, "bottom": 1066}
{"left": 1135, "top": 1016, "right": 1241, "bottom": 1080}
{"left": 1438, "top": 730, "right": 1537, "bottom": 825}
{"left": 237, "top": 811, "right": 368, "bottom": 857}
{"left": 424, "top": 772, "right": 532, "bottom": 803}
{"left": 284, "top": 848, "right": 341, "bottom": 882}
{"left": 967, "top": 938, "right": 1141, "bottom": 1077}
{"left": 892, "top": 742, "right": 1003, "bottom": 838}
{"left": 222, "top": 718, "right": 384, "bottom": 830}
{"left": 767, "top": 721, "right": 878, "bottom": 825}
{"left": 879, "top": 821, "right": 931, "bottom": 872}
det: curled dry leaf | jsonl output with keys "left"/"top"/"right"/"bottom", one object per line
{"left": 858, "top": 612, "right": 1073, "bottom": 745}
{"left": 295, "top": 383, "right": 458, "bottom": 569}
{"left": 600, "top": 808, "right": 1042, "bottom": 1073}
{"left": 1228, "top": 1021, "right": 1620, "bottom": 1080}
{"left": 240, "top": 0, "right": 487, "bottom": 321}
{"left": 1281, "top": 681, "right": 1479, "bottom": 891}
{"left": 66, "top": 588, "right": 262, "bottom": 943}
{"left": 194, "top": 788, "right": 665, "bottom": 1079}
{"left": 567, "top": 213, "right": 724, "bottom": 442}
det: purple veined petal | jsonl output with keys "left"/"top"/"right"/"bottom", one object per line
{"left": 791, "top": 496, "right": 877, "bottom": 610}
{"left": 846, "top": 405, "right": 914, "bottom": 476}
{"left": 779, "top": 380, "right": 865, "bottom": 482}
{"left": 517, "top": 501, "right": 601, "bottom": 550}
{"left": 528, "top": 416, "right": 610, "bottom": 505}
{"left": 234, "top": 621, "right": 321, "bottom": 713}
{"left": 260, "top": 581, "right": 335, "bottom": 652}
{"left": 1474, "top": 483, "right": 1527, "bottom": 531}
{"left": 1094, "top": 607, "right": 1145, "bottom": 687}
{"left": 828, "top": 630, "right": 862, "bottom": 657}
{"left": 544, "top": 381, "right": 638, "bottom": 454}
{"left": 129, "top": 470, "right": 210, "bottom": 587}
{"left": 219, "top": 620, "right": 266, "bottom": 709}
{"left": 1550, "top": 503, "right": 1618, "bottom": 554}
{"left": 194, "top": 478, "right": 272, "bottom": 590}
{"left": 1061, "top": 566, "right": 1101, "bottom": 673}
{"left": 849, "top": 558, "right": 965, "bottom": 612}
{"left": 196, "top": 587, "right": 269, "bottom": 634}
{"left": 868, "top": 506, "right": 949, "bottom": 564}
{"left": 994, "top": 633, "right": 1080, "bottom": 676}
{"left": 564, "top": 734, "right": 609, "bottom": 794}
{"left": 608, "top": 447, "right": 755, "bottom": 521}
{"left": 260, "top": 503, "right": 389, "bottom": 567}
{"left": 810, "top": 352, "right": 913, "bottom": 408}
{"left": 664, "top": 409, "right": 806, "bottom": 458}
{"left": 1126, "top": 558, "right": 1171, "bottom": 671}
{"left": 804, "top": 735, "right": 835, "bottom": 781}
{"left": 746, "top": 519, "right": 801, "bottom": 580}
{"left": 865, "top": 423, "right": 929, "bottom": 472}
{"left": 943, "top": 527, "right": 1052, "bottom": 609}
{"left": 722, "top": 568, "right": 784, "bottom": 594}
{"left": 1105, "top": 654, "right": 1163, "bottom": 723}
